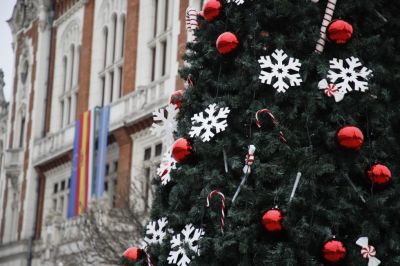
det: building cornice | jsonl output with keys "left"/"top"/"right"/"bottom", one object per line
{"left": 53, "top": 0, "right": 88, "bottom": 27}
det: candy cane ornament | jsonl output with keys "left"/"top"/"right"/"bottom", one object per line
{"left": 255, "top": 109, "right": 278, "bottom": 129}
{"left": 315, "top": 0, "right": 338, "bottom": 53}
{"left": 232, "top": 145, "right": 256, "bottom": 203}
{"left": 255, "top": 109, "right": 288, "bottom": 144}
{"left": 145, "top": 250, "right": 154, "bottom": 266}
{"left": 206, "top": 190, "right": 226, "bottom": 234}
{"left": 186, "top": 7, "right": 198, "bottom": 33}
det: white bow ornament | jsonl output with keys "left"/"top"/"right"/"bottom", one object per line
{"left": 318, "top": 79, "right": 345, "bottom": 102}
{"left": 356, "top": 237, "right": 381, "bottom": 266}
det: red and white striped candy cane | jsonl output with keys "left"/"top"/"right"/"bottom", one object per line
{"left": 315, "top": 0, "right": 338, "bottom": 53}
{"left": 143, "top": 248, "right": 154, "bottom": 266}
{"left": 255, "top": 109, "right": 278, "bottom": 128}
{"left": 206, "top": 190, "right": 226, "bottom": 234}
{"left": 186, "top": 7, "right": 198, "bottom": 32}
{"left": 255, "top": 109, "right": 288, "bottom": 144}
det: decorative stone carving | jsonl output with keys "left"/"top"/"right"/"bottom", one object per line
{"left": 8, "top": 0, "right": 39, "bottom": 34}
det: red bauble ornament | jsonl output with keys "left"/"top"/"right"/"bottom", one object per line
{"left": 170, "top": 90, "right": 185, "bottom": 108}
{"left": 171, "top": 138, "right": 192, "bottom": 163}
{"left": 322, "top": 239, "right": 347, "bottom": 263}
{"left": 368, "top": 164, "right": 392, "bottom": 187}
{"left": 327, "top": 20, "right": 353, "bottom": 44}
{"left": 336, "top": 126, "right": 364, "bottom": 150}
{"left": 202, "top": 0, "right": 222, "bottom": 22}
{"left": 123, "top": 247, "right": 141, "bottom": 262}
{"left": 261, "top": 207, "right": 283, "bottom": 232}
{"left": 216, "top": 32, "right": 239, "bottom": 55}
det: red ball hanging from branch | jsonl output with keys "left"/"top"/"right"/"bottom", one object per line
{"left": 216, "top": 32, "right": 239, "bottom": 55}
{"left": 367, "top": 164, "right": 392, "bottom": 188}
{"left": 123, "top": 247, "right": 141, "bottom": 262}
{"left": 170, "top": 90, "right": 185, "bottom": 109}
{"left": 261, "top": 207, "right": 283, "bottom": 233}
{"left": 327, "top": 19, "right": 353, "bottom": 44}
{"left": 171, "top": 138, "right": 192, "bottom": 163}
{"left": 322, "top": 238, "right": 347, "bottom": 263}
{"left": 336, "top": 126, "right": 364, "bottom": 151}
{"left": 202, "top": 0, "right": 222, "bottom": 22}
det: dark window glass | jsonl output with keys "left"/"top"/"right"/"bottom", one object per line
{"left": 161, "top": 41, "right": 167, "bottom": 76}
{"left": 155, "top": 143, "right": 162, "bottom": 156}
{"left": 164, "top": 0, "right": 169, "bottom": 31}
{"left": 105, "top": 164, "right": 110, "bottom": 175}
{"left": 19, "top": 117, "right": 25, "bottom": 148}
{"left": 120, "top": 16, "right": 126, "bottom": 57}
{"left": 53, "top": 183, "right": 58, "bottom": 194}
{"left": 154, "top": 0, "right": 158, "bottom": 37}
{"left": 144, "top": 147, "right": 152, "bottom": 160}
{"left": 151, "top": 47, "right": 156, "bottom": 81}
{"left": 61, "top": 180, "right": 66, "bottom": 191}
{"left": 110, "top": 71, "right": 114, "bottom": 102}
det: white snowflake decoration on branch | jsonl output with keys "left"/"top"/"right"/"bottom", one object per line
{"left": 167, "top": 224, "right": 205, "bottom": 266}
{"left": 144, "top": 217, "right": 169, "bottom": 245}
{"left": 151, "top": 104, "right": 179, "bottom": 148}
{"left": 157, "top": 150, "right": 177, "bottom": 185}
{"left": 258, "top": 49, "right": 303, "bottom": 93}
{"left": 327, "top": 57, "right": 373, "bottom": 94}
{"left": 226, "top": 0, "right": 245, "bottom": 5}
{"left": 189, "top": 103, "right": 230, "bottom": 142}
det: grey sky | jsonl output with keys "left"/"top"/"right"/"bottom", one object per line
{"left": 0, "top": 0, "right": 17, "bottom": 102}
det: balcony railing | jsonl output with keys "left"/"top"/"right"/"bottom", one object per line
{"left": 33, "top": 123, "right": 75, "bottom": 166}
{"left": 32, "top": 80, "right": 171, "bottom": 165}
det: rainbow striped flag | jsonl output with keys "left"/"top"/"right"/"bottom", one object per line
{"left": 67, "top": 110, "right": 96, "bottom": 217}
{"left": 67, "top": 106, "right": 110, "bottom": 218}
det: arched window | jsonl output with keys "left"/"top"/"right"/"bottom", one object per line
{"left": 62, "top": 56, "right": 68, "bottom": 92}
{"left": 147, "top": 0, "right": 172, "bottom": 82}
{"left": 98, "top": 6, "right": 126, "bottom": 106}
{"left": 103, "top": 27, "right": 108, "bottom": 68}
{"left": 69, "top": 44, "right": 75, "bottom": 91}
{"left": 111, "top": 14, "right": 117, "bottom": 63}
{"left": 58, "top": 21, "right": 81, "bottom": 129}
{"left": 120, "top": 15, "right": 126, "bottom": 58}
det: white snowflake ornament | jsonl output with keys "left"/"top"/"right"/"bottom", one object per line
{"left": 226, "top": 0, "right": 245, "bottom": 5}
{"left": 258, "top": 49, "right": 302, "bottom": 93}
{"left": 151, "top": 104, "right": 179, "bottom": 148}
{"left": 189, "top": 103, "right": 230, "bottom": 142}
{"left": 167, "top": 224, "right": 205, "bottom": 266}
{"left": 327, "top": 57, "right": 373, "bottom": 94}
{"left": 144, "top": 217, "right": 169, "bottom": 245}
{"left": 157, "top": 150, "right": 177, "bottom": 185}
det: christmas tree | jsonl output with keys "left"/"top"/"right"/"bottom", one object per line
{"left": 122, "top": 0, "right": 400, "bottom": 265}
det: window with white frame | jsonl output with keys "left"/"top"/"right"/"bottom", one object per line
{"left": 51, "top": 178, "right": 69, "bottom": 217}
{"left": 12, "top": 105, "right": 27, "bottom": 149}
{"left": 141, "top": 142, "right": 162, "bottom": 212}
{"left": 148, "top": 0, "right": 173, "bottom": 83}
{"left": 104, "top": 160, "right": 118, "bottom": 207}
{"left": 58, "top": 21, "right": 81, "bottom": 129}
{"left": 13, "top": 54, "right": 30, "bottom": 148}
{"left": 60, "top": 44, "right": 79, "bottom": 128}
{"left": 99, "top": 9, "right": 126, "bottom": 106}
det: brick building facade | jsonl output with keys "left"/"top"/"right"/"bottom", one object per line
{"left": 0, "top": 0, "right": 204, "bottom": 265}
